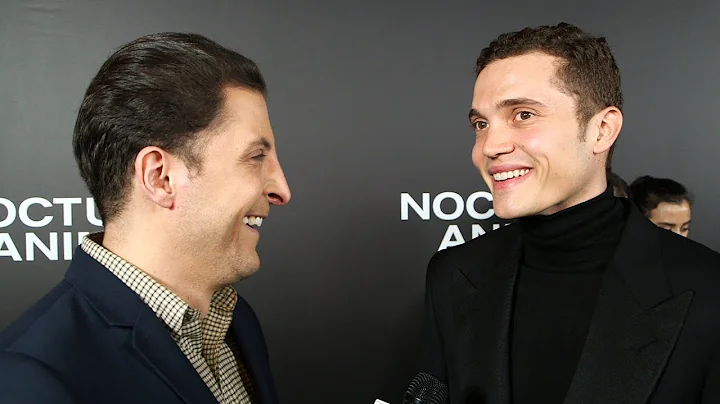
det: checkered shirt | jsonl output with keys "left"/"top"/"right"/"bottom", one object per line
{"left": 81, "top": 233, "right": 254, "bottom": 404}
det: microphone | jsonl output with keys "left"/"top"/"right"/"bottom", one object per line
{"left": 402, "top": 372, "right": 448, "bottom": 404}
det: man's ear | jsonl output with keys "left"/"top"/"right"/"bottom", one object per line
{"left": 133, "top": 146, "right": 175, "bottom": 209}
{"left": 592, "top": 106, "right": 623, "bottom": 155}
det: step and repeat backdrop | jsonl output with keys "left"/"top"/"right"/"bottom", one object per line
{"left": 1, "top": 0, "right": 718, "bottom": 403}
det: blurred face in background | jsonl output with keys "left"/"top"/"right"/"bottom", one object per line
{"left": 647, "top": 200, "right": 691, "bottom": 238}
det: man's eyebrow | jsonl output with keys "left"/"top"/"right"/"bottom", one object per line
{"left": 496, "top": 97, "right": 547, "bottom": 110}
{"left": 243, "top": 137, "right": 272, "bottom": 151}
{"left": 468, "top": 108, "right": 483, "bottom": 121}
{"left": 468, "top": 98, "right": 547, "bottom": 121}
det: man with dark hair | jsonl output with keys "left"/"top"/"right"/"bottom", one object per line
{"left": 608, "top": 171, "right": 629, "bottom": 197}
{"left": 0, "top": 33, "right": 290, "bottom": 404}
{"left": 417, "top": 23, "right": 720, "bottom": 403}
{"left": 630, "top": 175, "right": 692, "bottom": 237}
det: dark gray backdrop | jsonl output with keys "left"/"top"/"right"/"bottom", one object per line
{"left": 1, "top": 0, "right": 717, "bottom": 403}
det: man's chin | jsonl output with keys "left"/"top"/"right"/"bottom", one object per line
{"left": 492, "top": 199, "right": 528, "bottom": 220}
{"left": 242, "top": 256, "right": 261, "bottom": 277}
{"left": 493, "top": 208, "right": 523, "bottom": 220}
{"left": 228, "top": 252, "right": 260, "bottom": 282}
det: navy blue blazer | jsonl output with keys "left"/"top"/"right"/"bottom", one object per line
{"left": 0, "top": 247, "right": 279, "bottom": 404}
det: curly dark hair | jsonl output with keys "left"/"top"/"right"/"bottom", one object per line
{"left": 475, "top": 22, "right": 623, "bottom": 170}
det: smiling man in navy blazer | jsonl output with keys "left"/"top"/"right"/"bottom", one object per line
{"left": 0, "top": 32, "right": 291, "bottom": 404}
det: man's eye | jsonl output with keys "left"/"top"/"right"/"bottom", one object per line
{"left": 252, "top": 154, "right": 266, "bottom": 161}
{"left": 516, "top": 111, "right": 534, "bottom": 120}
{"left": 472, "top": 121, "right": 488, "bottom": 130}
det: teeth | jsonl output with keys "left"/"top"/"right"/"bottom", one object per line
{"left": 493, "top": 169, "right": 530, "bottom": 181}
{"left": 243, "top": 216, "right": 264, "bottom": 227}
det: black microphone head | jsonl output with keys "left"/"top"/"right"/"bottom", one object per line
{"left": 402, "top": 372, "right": 448, "bottom": 404}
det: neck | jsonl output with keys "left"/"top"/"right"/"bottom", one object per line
{"left": 102, "top": 222, "right": 219, "bottom": 317}
{"left": 518, "top": 185, "right": 627, "bottom": 272}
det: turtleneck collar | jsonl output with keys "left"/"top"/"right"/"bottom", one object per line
{"left": 519, "top": 185, "right": 628, "bottom": 272}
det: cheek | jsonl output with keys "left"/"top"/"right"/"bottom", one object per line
{"left": 517, "top": 135, "right": 541, "bottom": 157}
{"left": 513, "top": 126, "right": 548, "bottom": 156}
{"left": 529, "top": 132, "right": 586, "bottom": 176}
{"left": 172, "top": 181, "right": 206, "bottom": 217}
{"left": 231, "top": 178, "right": 265, "bottom": 207}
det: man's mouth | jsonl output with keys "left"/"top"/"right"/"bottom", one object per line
{"left": 492, "top": 168, "right": 531, "bottom": 182}
{"left": 243, "top": 215, "right": 264, "bottom": 230}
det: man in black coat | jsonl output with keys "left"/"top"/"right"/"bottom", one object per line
{"left": 417, "top": 22, "right": 720, "bottom": 404}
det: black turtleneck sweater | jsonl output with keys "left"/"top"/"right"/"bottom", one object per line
{"left": 511, "top": 186, "right": 627, "bottom": 404}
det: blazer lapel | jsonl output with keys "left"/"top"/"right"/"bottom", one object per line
{"left": 564, "top": 204, "right": 693, "bottom": 404}
{"left": 65, "top": 249, "right": 216, "bottom": 404}
{"left": 452, "top": 226, "right": 521, "bottom": 404}
{"left": 130, "top": 309, "right": 218, "bottom": 404}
